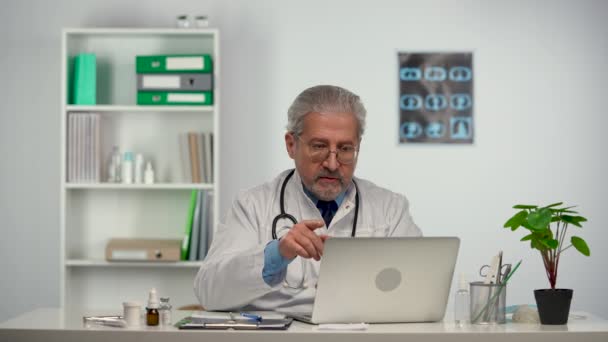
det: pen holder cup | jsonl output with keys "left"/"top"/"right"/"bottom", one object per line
{"left": 470, "top": 281, "right": 506, "bottom": 325}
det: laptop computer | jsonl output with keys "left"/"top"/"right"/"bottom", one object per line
{"left": 286, "top": 237, "right": 460, "bottom": 324}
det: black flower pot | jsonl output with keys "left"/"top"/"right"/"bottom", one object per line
{"left": 534, "top": 289, "right": 573, "bottom": 325}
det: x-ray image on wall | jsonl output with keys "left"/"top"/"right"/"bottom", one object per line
{"left": 398, "top": 52, "right": 474, "bottom": 144}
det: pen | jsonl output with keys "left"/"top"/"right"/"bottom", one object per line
{"left": 497, "top": 251, "right": 503, "bottom": 284}
{"left": 240, "top": 312, "right": 262, "bottom": 322}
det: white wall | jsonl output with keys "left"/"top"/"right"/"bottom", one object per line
{"left": 1, "top": 0, "right": 607, "bottom": 322}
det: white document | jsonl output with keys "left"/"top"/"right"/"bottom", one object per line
{"left": 317, "top": 323, "right": 369, "bottom": 331}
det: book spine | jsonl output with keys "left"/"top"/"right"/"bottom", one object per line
{"left": 68, "top": 114, "right": 74, "bottom": 182}
{"left": 188, "top": 132, "right": 201, "bottom": 183}
{"left": 179, "top": 133, "right": 192, "bottom": 183}
{"left": 198, "top": 132, "right": 206, "bottom": 183}
{"left": 189, "top": 191, "right": 202, "bottom": 261}
{"left": 72, "top": 53, "right": 97, "bottom": 105}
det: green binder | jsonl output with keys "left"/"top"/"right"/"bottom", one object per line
{"left": 136, "top": 55, "right": 213, "bottom": 73}
{"left": 181, "top": 190, "right": 199, "bottom": 260}
{"left": 72, "top": 53, "right": 96, "bottom": 104}
{"left": 137, "top": 91, "right": 213, "bottom": 105}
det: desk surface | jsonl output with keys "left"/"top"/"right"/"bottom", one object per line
{"left": 1, "top": 307, "right": 608, "bottom": 342}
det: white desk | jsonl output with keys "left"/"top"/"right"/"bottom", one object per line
{"left": 1, "top": 307, "right": 607, "bottom": 342}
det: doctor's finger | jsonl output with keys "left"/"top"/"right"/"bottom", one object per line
{"left": 299, "top": 228, "right": 325, "bottom": 256}
{"left": 300, "top": 220, "right": 325, "bottom": 231}
{"left": 291, "top": 243, "right": 311, "bottom": 259}
{"left": 293, "top": 234, "right": 321, "bottom": 260}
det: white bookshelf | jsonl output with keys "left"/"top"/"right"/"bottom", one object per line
{"left": 66, "top": 105, "right": 214, "bottom": 112}
{"left": 60, "top": 28, "right": 219, "bottom": 311}
{"left": 66, "top": 259, "right": 204, "bottom": 268}
{"left": 65, "top": 183, "right": 214, "bottom": 190}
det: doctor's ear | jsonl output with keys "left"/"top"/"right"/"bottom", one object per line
{"left": 285, "top": 132, "right": 296, "bottom": 159}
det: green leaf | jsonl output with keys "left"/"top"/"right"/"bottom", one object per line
{"left": 571, "top": 236, "right": 590, "bottom": 256}
{"left": 545, "top": 239, "right": 559, "bottom": 249}
{"left": 531, "top": 239, "right": 547, "bottom": 251}
{"left": 520, "top": 234, "right": 534, "bottom": 241}
{"left": 527, "top": 208, "right": 552, "bottom": 230}
{"left": 551, "top": 206, "right": 577, "bottom": 213}
{"left": 521, "top": 220, "right": 535, "bottom": 231}
{"left": 536, "top": 236, "right": 558, "bottom": 250}
{"left": 561, "top": 215, "right": 587, "bottom": 227}
{"left": 543, "top": 202, "right": 563, "bottom": 208}
{"left": 514, "top": 204, "right": 538, "bottom": 209}
{"left": 504, "top": 210, "right": 528, "bottom": 231}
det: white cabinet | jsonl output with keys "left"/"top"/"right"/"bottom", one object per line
{"left": 60, "top": 28, "right": 219, "bottom": 310}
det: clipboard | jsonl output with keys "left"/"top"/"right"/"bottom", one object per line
{"left": 176, "top": 311, "right": 293, "bottom": 330}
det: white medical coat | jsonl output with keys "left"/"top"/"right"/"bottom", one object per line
{"left": 194, "top": 169, "right": 422, "bottom": 312}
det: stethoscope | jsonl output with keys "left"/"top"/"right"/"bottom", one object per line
{"left": 271, "top": 169, "right": 360, "bottom": 289}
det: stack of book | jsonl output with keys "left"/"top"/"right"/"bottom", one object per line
{"left": 180, "top": 131, "right": 214, "bottom": 183}
{"left": 136, "top": 54, "right": 214, "bottom": 105}
{"left": 181, "top": 190, "right": 214, "bottom": 261}
{"left": 67, "top": 112, "right": 101, "bottom": 183}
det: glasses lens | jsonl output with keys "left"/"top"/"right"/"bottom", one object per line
{"left": 337, "top": 150, "right": 356, "bottom": 164}
{"left": 298, "top": 136, "right": 358, "bottom": 164}
{"left": 309, "top": 148, "right": 357, "bottom": 164}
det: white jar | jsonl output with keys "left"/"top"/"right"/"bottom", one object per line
{"left": 123, "top": 301, "right": 141, "bottom": 327}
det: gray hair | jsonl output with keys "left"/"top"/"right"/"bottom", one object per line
{"left": 286, "top": 85, "right": 366, "bottom": 139}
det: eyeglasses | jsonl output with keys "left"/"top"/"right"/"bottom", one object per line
{"left": 297, "top": 136, "right": 359, "bottom": 164}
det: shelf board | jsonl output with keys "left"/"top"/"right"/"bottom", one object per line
{"left": 66, "top": 105, "right": 214, "bottom": 112}
{"left": 66, "top": 259, "right": 204, "bottom": 268}
{"left": 64, "top": 27, "right": 218, "bottom": 36}
{"left": 65, "top": 183, "right": 213, "bottom": 190}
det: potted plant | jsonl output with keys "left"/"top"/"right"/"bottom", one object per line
{"left": 503, "top": 202, "right": 590, "bottom": 324}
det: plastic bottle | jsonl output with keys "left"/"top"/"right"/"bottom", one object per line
{"left": 134, "top": 153, "right": 144, "bottom": 184}
{"left": 454, "top": 273, "right": 470, "bottom": 326}
{"left": 122, "top": 152, "right": 134, "bottom": 184}
{"left": 107, "top": 146, "right": 121, "bottom": 182}
{"left": 144, "top": 162, "right": 155, "bottom": 184}
{"left": 146, "top": 288, "right": 160, "bottom": 326}
{"left": 159, "top": 297, "right": 172, "bottom": 326}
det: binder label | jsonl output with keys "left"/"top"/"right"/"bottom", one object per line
{"left": 143, "top": 75, "right": 181, "bottom": 89}
{"left": 166, "top": 57, "right": 204, "bottom": 70}
{"left": 168, "top": 93, "right": 206, "bottom": 103}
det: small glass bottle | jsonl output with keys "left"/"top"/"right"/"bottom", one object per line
{"left": 159, "top": 297, "right": 172, "bottom": 326}
{"left": 194, "top": 15, "right": 209, "bottom": 28}
{"left": 454, "top": 273, "right": 470, "bottom": 327}
{"left": 176, "top": 15, "right": 190, "bottom": 28}
{"left": 107, "top": 146, "right": 121, "bottom": 182}
{"left": 146, "top": 288, "right": 160, "bottom": 326}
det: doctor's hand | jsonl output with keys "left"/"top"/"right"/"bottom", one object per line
{"left": 278, "top": 219, "right": 329, "bottom": 261}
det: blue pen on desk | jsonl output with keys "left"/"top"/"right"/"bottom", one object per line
{"left": 240, "top": 312, "right": 262, "bottom": 322}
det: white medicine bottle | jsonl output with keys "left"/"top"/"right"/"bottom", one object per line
{"left": 159, "top": 297, "right": 172, "bottom": 326}
{"left": 454, "top": 273, "right": 470, "bottom": 326}
{"left": 122, "top": 152, "right": 134, "bottom": 184}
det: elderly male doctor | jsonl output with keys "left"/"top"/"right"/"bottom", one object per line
{"left": 194, "top": 85, "right": 421, "bottom": 312}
